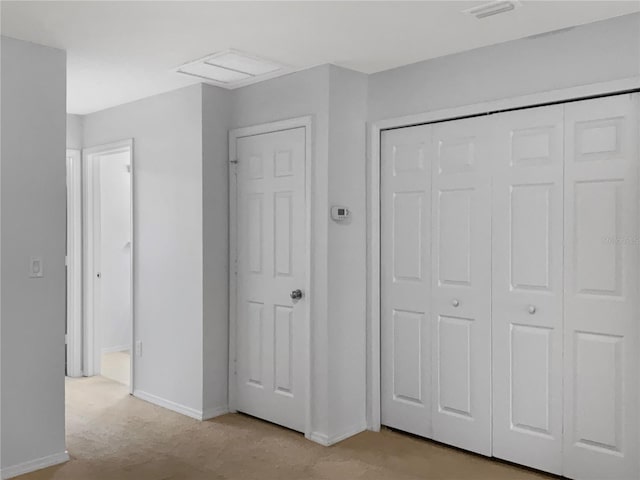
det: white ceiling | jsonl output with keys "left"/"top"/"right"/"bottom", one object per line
{"left": 2, "top": 1, "right": 638, "bottom": 115}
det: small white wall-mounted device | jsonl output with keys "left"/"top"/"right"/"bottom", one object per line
{"left": 331, "top": 206, "right": 351, "bottom": 222}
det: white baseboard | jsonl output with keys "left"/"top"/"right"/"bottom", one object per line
{"left": 1, "top": 451, "right": 69, "bottom": 479}
{"left": 307, "top": 424, "right": 367, "bottom": 447}
{"left": 133, "top": 390, "right": 205, "bottom": 421}
{"left": 202, "top": 405, "right": 229, "bottom": 420}
{"left": 101, "top": 344, "right": 131, "bottom": 355}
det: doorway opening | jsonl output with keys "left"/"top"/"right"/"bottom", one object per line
{"left": 65, "top": 140, "right": 134, "bottom": 390}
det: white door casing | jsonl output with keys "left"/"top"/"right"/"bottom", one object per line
{"left": 491, "top": 105, "right": 564, "bottom": 474}
{"left": 430, "top": 116, "right": 493, "bottom": 456}
{"left": 66, "top": 149, "right": 83, "bottom": 378}
{"left": 381, "top": 125, "right": 433, "bottom": 438}
{"left": 563, "top": 93, "right": 639, "bottom": 480}
{"left": 233, "top": 126, "right": 308, "bottom": 433}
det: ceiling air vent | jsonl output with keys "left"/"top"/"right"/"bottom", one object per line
{"left": 175, "top": 50, "right": 292, "bottom": 89}
{"left": 464, "top": 1, "right": 520, "bottom": 19}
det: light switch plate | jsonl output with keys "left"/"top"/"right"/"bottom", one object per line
{"left": 29, "top": 256, "right": 44, "bottom": 278}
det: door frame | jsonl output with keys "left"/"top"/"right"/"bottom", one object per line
{"left": 228, "top": 116, "right": 313, "bottom": 438}
{"left": 367, "top": 76, "right": 640, "bottom": 431}
{"left": 66, "top": 149, "right": 83, "bottom": 377}
{"left": 82, "top": 139, "right": 135, "bottom": 393}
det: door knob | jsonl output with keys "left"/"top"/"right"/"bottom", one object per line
{"left": 451, "top": 299, "right": 460, "bottom": 308}
{"left": 528, "top": 305, "right": 537, "bottom": 314}
{"left": 290, "top": 289, "right": 303, "bottom": 300}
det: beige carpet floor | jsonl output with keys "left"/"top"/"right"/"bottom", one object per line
{"left": 18, "top": 376, "right": 554, "bottom": 480}
{"left": 100, "top": 351, "right": 130, "bottom": 386}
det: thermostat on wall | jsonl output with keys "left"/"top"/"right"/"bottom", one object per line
{"left": 331, "top": 206, "right": 351, "bottom": 221}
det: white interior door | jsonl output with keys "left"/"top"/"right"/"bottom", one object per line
{"left": 563, "top": 93, "right": 639, "bottom": 480}
{"left": 98, "top": 151, "right": 133, "bottom": 362}
{"left": 381, "top": 125, "right": 432, "bottom": 438}
{"left": 491, "top": 106, "right": 564, "bottom": 474}
{"left": 235, "top": 127, "right": 307, "bottom": 433}
{"left": 431, "top": 116, "right": 492, "bottom": 456}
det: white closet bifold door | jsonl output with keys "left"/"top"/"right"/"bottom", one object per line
{"left": 431, "top": 116, "right": 492, "bottom": 456}
{"left": 381, "top": 125, "right": 433, "bottom": 439}
{"left": 491, "top": 105, "right": 565, "bottom": 474}
{"left": 563, "top": 93, "right": 639, "bottom": 480}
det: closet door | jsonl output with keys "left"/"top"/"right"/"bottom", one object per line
{"left": 381, "top": 125, "right": 432, "bottom": 438}
{"left": 491, "top": 106, "right": 564, "bottom": 474}
{"left": 431, "top": 117, "right": 492, "bottom": 455}
{"left": 564, "top": 94, "right": 639, "bottom": 480}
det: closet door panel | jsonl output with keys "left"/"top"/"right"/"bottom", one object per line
{"left": 564, "top": 94, "right": 639, "bottom": 480}
{"left": 491, "top": 106, "right": 564, "bottom": 474}
{"left": 381, "top": 125, "right": 433, "bottom": 438}
{"left": 431, "top": 116, "right": 492, "bottom": 456}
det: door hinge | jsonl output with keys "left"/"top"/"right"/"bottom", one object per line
{"left": 230, "top": 159, "right": 238, "bottom": 165}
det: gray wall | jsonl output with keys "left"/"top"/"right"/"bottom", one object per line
{"left": 66, "top": 114, "right": 83, "bottom": 150}
{"left": 1, "top": 36, "right": 67, "bottom": 470}
{"left": 326, "top": 65, "right": 368, "bottom": 437}
{"left": 83, "top": 85, "right": 205, "bottom": 414}
{"left": 228, "top": 64, "right": 370, "bottom": 442}
{"left": 230, "top": 65, "right": 333, "bottom": 437}
{"left": 202, "top": 84, "right": 232, "bottom": 416}
{"left": 368, "top": 13, "right": 640, "bottom": 121}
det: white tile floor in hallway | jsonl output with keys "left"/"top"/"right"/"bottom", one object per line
{"left": 101, "top": 351, "right": 130, "bottom": 386}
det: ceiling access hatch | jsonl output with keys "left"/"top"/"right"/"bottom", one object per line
{"left": 175, "top": 49, "right": 294, "bottom": 88}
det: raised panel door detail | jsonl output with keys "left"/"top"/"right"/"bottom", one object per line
{"left": 438, "top": 315, "right": 472, "bottom": 418}
{"left": 574, "top": 180, "right": 622, "bottom": 297}
{"left": 392, "top": 310, "right": 424, "bottom": 405}
{"left": 574, "top": 332, "right": 623, "bottom": 453}
{"left": 438, "top": 189, "right": 472, "bottom": 286}
{"left": 274, "top": 305, "right": 293, "bottom": 396}
{"left": 274, "top": 191, "right": 293, "bottom": 277}
{"left": 249, "top": 155, "right": 264, "bottom": 179}
{"left": 511, "top": 324, "right": 552, "bottom": 435}
{"left": 438, "top": 138, "right": 476, "bottom": 175}
{"left": 274, "top": 150, "right": 293, "bottom": 177}
{"left": 510, "top": 184, "right": 552, "bottom": 291}
{"left": 248, "top": 194, "right": 264, "bottom": 274}
{"left": 393, "top": 143, "right": 426, "bottom": 175}
{"left": 575, "top": 118, "right": 622, "bottom": 160}
{"left": 511, "top": 127, "right": 555, "bottom": 166}
{"left": 247, "top": 301, "right": 264, "bottom": 387}
{"left": 393, "top": 192, "right": 424, "bottom": 282}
